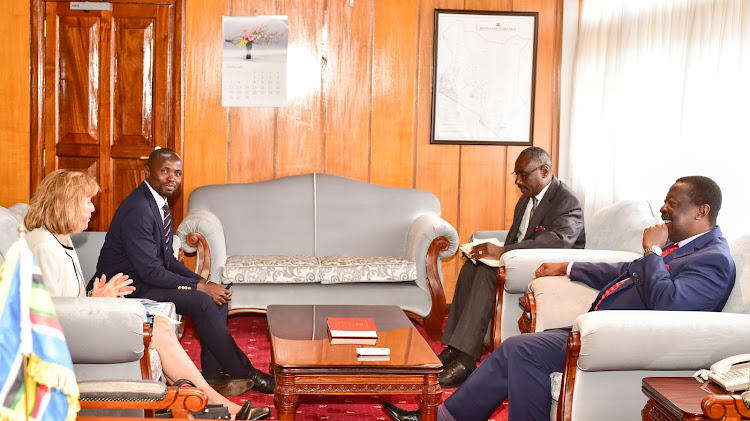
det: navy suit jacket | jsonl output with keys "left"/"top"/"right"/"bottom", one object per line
{"left": 504, "top": 176, "right": 586, "bottom": 251}
{"left": 572, "top": 226, "right": 735, "bottom": 312}
{"left": 94, "top": 182, "right": 202, "bottom": 297}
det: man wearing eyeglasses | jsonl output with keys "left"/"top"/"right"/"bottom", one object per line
{"left": 438, "top": 146, "right": 586, "bottom": 387}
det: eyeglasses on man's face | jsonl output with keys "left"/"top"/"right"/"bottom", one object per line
{"left": 512, "top": 165, "right": 544, "bottom": 180}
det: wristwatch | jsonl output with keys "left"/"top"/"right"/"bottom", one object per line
{"left": 644, "top": 245, "right": 662, "bottom": 256}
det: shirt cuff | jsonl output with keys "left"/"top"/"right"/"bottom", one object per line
{"left": 567, "top": 262, "right": 575, "bottom": 277}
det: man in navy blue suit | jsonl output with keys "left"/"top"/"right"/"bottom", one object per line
{"left": 382, "top": 175, "right": 735, "bottom": 421}
{"left": 94, "top": 148, "right": 274, "bottom": 396}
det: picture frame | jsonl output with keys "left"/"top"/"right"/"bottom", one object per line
{"left": 430, "top": 10, "right": 538, "bottom": 145}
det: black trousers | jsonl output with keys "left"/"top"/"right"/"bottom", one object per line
{"left": 441, "top": 261, "right": 497, "bottom": 359}
{"left": 143, "top": 288, "right": 254, "bottom": 378}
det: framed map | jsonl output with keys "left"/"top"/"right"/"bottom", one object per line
{"left": 431, "top": 10, "right": 538, "bottom": 145}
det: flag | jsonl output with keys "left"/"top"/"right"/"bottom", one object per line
{"left": 0, "top": 237, "right": 79, "bottom": 421}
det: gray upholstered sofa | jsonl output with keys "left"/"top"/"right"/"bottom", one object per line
{"left": 176, "top": 173, "right": 459, "bottom": 338}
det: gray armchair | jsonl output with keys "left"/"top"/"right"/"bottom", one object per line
{"left": 488, "top": 200, "right": 660, "bottom": 349}
{"left": 525, "top": 235, "right": 750, "bottom": 421}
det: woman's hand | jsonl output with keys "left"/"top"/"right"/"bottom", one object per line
{"left": 91, "top": 273, "right": 136, "bottom": 298}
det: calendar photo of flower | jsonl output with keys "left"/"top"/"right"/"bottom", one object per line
{"left": 221, "top": 15, "right": 289, "bottom": 107}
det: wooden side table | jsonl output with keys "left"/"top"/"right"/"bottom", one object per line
{"left": 642, "top": 377, "right": 750, "bottom": 420}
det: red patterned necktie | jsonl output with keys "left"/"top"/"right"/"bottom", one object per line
{"left": 593, "top": 243, "right": 679, "bottom": 311}
{"left": 162, "top": 203, "right": 172, "bottom": 252}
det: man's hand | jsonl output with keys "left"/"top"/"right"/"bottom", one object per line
{"left": 197, "top": 280, "right": 232, "bottom": 306}
{"left": 532, "top": 262, "right": 569, "bottom": 279}
{"left": 470, "top": 243, "right": 506, "bottom": 260}
{"left": 92, "top": 273, "right": 136, "bottom": 298}
{"left": 643, "top": 223, "right": 669, "bottom": 251}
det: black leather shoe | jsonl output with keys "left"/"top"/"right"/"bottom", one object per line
{"left": 438, "top": 358, "right": 475, "bottom": 388}
{"left": 437, "top": 346, "right": 461, "bottom": 366}
{"left": 203, "top": 368, "right": 229, "bottom": 385}
{"left": 382, "top": 402, "right": 420, "bottom": 421}
{"left": 247, "top": 368, "right": 275, "bottom": 394}
{"left": 236, "top": 400, "right": 271, "bottom": 420}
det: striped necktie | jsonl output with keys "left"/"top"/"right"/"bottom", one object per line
{"left": 592, "top": 243, "right": 680, "bottom": 311}
{"left": 162, "top": 203, "right": 172, "bottom": 252}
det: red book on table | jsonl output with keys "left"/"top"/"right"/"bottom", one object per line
{"left": 327, "top": 317, "right": 378, "bottom": 339}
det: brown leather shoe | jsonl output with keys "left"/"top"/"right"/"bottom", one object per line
{"left": 210, "top": 378, "right": 255, "bottom": 397}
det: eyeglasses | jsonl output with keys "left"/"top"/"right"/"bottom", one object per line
{"left": 512, "top": 165, "right": 544, "bottom": 179}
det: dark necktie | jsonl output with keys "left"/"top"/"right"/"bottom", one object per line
{"left": 592, "top": 243, "right": 679, "bottom": 311}
{"left": 530, "top": 197, "right": 538, "bottom": 220}
{"left": 162, "top": 203, "right": 172, "bottom": 252}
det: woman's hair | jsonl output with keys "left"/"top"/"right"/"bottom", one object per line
{"left": 24, "top": 169, "right": 100, "bottom": 235}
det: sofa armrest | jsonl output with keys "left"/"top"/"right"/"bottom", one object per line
{"left": 53, "top": 297, "right": 146, "bottom": 364}
{"left": 501, "top": 249, "right": 641, "bottom": 294}
{"left": 176, "top": 209, "right": 226, "bottom": 282}
{"left": 525, "top": 276, "right": 598, "bottom": 332}
{"left": 407, "top": 213, "right": 459, "bottom": 339}
{"left": 573, "top": 310, "right": 750, "bottom": 371}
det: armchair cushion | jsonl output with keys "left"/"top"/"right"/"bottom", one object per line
{"left": 527, "top": 276, "right": 598, "bottom": 331}
{"left": 573, "top": 310, "right": 750, "bottom": 371}
{"left": 222, "top": 255, "right": 319, "bottom": 284}
{"left": 318, "top": 256, "right": 416, "bottom": 284}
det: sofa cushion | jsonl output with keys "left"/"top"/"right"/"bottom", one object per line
{"left": 318, "top": 256, "right": 416, "bottom": 284}
{"left": 222, "top": 255, "right": 320, "bottom": 284}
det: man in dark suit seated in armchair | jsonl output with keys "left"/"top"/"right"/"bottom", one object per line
{"left": 94, "top": 148, "right": 275, "bottom": 397}
{"left": 383, "top": 175, "right": 735, "bottom": 421}
{"left": 439, "top": 146, "right": 586, "bottom": 387}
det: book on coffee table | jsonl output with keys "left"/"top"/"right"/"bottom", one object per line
{"left": 327, "top": 317, "right": 378, "bottom": 345}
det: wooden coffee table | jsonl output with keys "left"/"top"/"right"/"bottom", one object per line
{"left": 642, "top": 377, "right": 750, "bottom": 420}
{"left": 267, "top": 304, "right": 442, "bottom": 421}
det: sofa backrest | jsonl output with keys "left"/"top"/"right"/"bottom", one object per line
{"left": 0, "top": 205, "right": 25, "bottom": 259}
{"left": 188, "top": 174, "right": 316, "bottom": 256}
{"left": 314, "top": 174, "right": 441, "bottom": 256}
{"left": 584, "top": 200, "right": 660, "bottom": 254}
{"left": 722, "top": 235, "right": 750, "bottom": 314}
{"left": 187, "top": 173, "right": 442, "bottom": 257}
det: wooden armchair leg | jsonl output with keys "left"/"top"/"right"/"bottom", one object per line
{"left": 556, "top": 331, "right": 581, "bottom": 421}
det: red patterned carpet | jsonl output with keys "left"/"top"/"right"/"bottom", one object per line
{"left": 179, "top": 315, "right": 509, "bottom": 420}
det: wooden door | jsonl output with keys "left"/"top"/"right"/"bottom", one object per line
{"left": 31, "top": 0, "right": 183, "bottom": 231}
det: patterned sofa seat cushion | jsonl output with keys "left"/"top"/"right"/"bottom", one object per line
{"left": 318, "top": 256, "right": 417, "bottom": 284}
{"left": 222, "top": 255, "right": 320, "bottom": 284}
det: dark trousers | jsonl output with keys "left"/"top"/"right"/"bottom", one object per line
{"left": 443, "top": 328, "right": 570, "bottom": 421}
{"left": 441, "top": 261, "right": 498, "bottom": 358}
{"left": 144, "top": 288, "right": 254, "bottom": 378}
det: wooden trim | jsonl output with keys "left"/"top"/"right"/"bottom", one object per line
{"left": 517, "top": 292, "right": 536, "bottom": 334}
{"left": 489, "top": 266, "right": 506, "bottom": 351}
{"left": 557, "top": 330, "right": 581, "bottom": 421}
{"left": 185, "top": 232, "right": 210, "bottom": 279}
{"left": 140, "top": 322, "right": 153, "bottom": 382}
{"left": 29, "top": 0, "right": 44, "bottom": 194}
{"left": 79, "top": 384, "right": 207, "bottom": 418}
{"left": 422, "top": 236, "right": 450, "bottom": 340}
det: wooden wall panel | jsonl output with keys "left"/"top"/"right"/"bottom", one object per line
{"left": 1, "top": 1, "right": 31, "bottom": 207}
{"left": 10, "top": 0, "right": 564, "bottom": 303}
{"left": 324, "top": 0, "right": 373, "bottom": 181}
{"left": 183, "top": 0, "right": 230, "bottom": 205}
{"left": 228, "top": 1, "right": 277, "bottom": 183}
{"left": 416, "top": 0, "right": 464, "bottom": 300}
{"left": 276, "top": 0, "right": 325, "bottom": 178}
{"left": 370, "top": 0, "right": 418, "bottom": 188}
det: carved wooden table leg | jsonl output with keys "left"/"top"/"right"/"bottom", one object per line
{"left": 275, "top": 373, "right": 299, "bottom": 421}
{"left": 419, "top": 374, "right": 441, "bottom": 421}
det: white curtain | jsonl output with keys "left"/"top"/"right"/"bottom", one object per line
{"left": 562, "top": 0, "right": 750, "bottom": 239}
